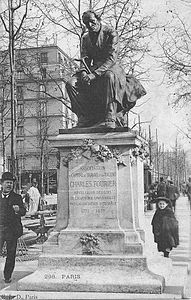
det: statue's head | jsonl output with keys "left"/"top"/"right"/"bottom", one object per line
{"left": 82, "top": 10, "right": 101, "bottom": 33}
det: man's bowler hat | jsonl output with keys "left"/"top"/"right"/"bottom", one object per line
{"left": 1, "top": 172, "right": 15, "bottom": 182}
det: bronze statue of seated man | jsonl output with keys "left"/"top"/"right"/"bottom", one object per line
{"left": 66, "top": 10, "right": 146, "bottom": 129}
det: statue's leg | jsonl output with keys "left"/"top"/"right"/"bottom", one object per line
{"left": 66, "top": 76, "right": 95, "bottom": 127}
{"left": 66, "top": 76, "right": 83, "bottom": 117}
{"left": 102, "top": 71, "right": 118, "bottom": 129}
{"left": 105, "top": 102, "right": 117, "bottom": 129}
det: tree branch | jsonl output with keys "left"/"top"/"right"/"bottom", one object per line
{"left": 14, "top": 0, "right": 30, "bottom": 38}
{"left": 27, "top": 88, "right": 72, "bottom": 111}
{"left": 12, "top": 0, "right": 22, "bottom": 12}
{"left": 0, "top": 14, "right": 9, "bottom": 32}
{"left": 130, "top": 120, "right": 151, "bottom": 130}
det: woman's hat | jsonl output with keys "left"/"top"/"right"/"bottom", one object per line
{"left": 156, "top": 197, "right": 172, "bottom": 207}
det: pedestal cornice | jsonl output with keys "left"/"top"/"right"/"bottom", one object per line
{"left": 49, "top": 130, "right": 144, "bottom": 149}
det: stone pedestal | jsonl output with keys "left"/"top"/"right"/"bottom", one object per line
{"left": 17, "top": 130, "right": 164, "bottom": 293}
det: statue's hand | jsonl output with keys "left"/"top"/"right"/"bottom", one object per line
{"left": 80, "top": 71, "right": 88, "bottom": 80}
{"left": 87, "top": 73, "right": 96, "bottom": 82}
{"left": 80, "top": 71, "right": 89, "bottom": 85}
{"left": 81, "top": 72, "right": 96, "bottom": 85}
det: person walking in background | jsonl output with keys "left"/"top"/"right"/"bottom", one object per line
{"left": 151, "top": 197, "right": 179, "bottom": 258}
{"left": 181, "top": 181, "right": 187, "bottom": 196}
{"left": 157, "top": 177, "right": 167, "bottom": 197}
{"left": 166, "top": 178, "right": 180, "bottom": 212}
{"left": 149, "top": 183, "right": 158, "bottom": 203}
{"left": 186, "top": 176, "right": 191, "bottom": 209}
{"left": 26, "top": 178, "right": 41, "bottom": 216}
{"left": 0, "top": 172, "right": 26, "bottom": 283}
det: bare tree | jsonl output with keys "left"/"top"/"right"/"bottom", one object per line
{"left": 31, "top": 0, "right": 156, "bottom": 78}
{"left": 157, "top": 10, "right": 191, "bottom": 107}
{"left": 0, "top": 2, "right": 77, "bottom": 190}
{"left": 148, "top": 128, "right": 187, "bottom": 185}
{"left": 0, "top": 0, "right": 54, "bottom": 181}
{"left": 14, "top": 46, "right": 77, "bottom": 194}
{"left": 0, "top": 0, "right": 31, "bottom": 175}
{"left": 0, "top": 61, "right": 11, "bottom": 172}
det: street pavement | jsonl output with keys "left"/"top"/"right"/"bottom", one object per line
{"left": 0, "top": 195, "right": 190, "bottom": 300}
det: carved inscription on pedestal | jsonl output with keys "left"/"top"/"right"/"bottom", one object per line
{"left": 68, "top": 158, "right": 118, "bottom": 229}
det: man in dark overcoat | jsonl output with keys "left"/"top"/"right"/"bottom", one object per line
{"left": 157, "top": 177, "right": 167, "bottom": 197}
{"left": 166, "top": 179, "right": 180, "bottom": 212}
{"left": 0, "top": 172, "right": 26, "bottom": 283}
{"left": 66, "top": 10, "right": 146, "bottom": 128}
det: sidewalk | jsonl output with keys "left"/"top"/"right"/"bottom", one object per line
{"left": 0, "top": 195, "right": 190, "bottom": 300}
{"left": 144, "top": 196, "right": 190, "bottom": 298}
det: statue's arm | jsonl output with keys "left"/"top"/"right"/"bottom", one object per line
{"left": 80, "top": 35, "right": 92, "bottom": 72}
{"left": 93, "top": 27, "right": 119, "bottom": 77}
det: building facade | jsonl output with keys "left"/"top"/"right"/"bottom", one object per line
{"left": 0, "top": 45, "right": 77, "bottom": 193}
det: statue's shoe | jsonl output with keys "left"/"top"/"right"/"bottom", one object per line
{"left": 76, "top": 117, "right": 96, "bottom": 128}
{"left": 105, "top": 119, "right": 116, "bottom": 129}
{"left": 74, "top": 118, "right": 116, "bottom": 129}
{"left": 90, "top": 120, "right": 105, "bottom": 128}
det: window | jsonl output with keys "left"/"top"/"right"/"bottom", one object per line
{"left": 39, "top": 100, "right": 47, "bottom": 116}
{"left": 39, "top": 117, "right": 48, "bottom": 138}
{"left": 40, "top": 52, "right": 48, "bottom": 64}
{"left": 7, "top": 158, "right": 12, "bottom": 171}
{"left": 17, "top": 140, "right": 24, "bottom": 152}
{"left": 16, "top": 86, "right": 23, "bottom": 100}
{"left": 58, "top": 52, "right": 63, "bottom": 64}
{"left": 17, "top": 70, "right": 23, "bottom": 80}
{"left": 40, "top": 67, "right": 47, "bottom": 79}
{"left": 41, "top": 118, "right": 47, "bottom": 129}
{"left": 0, "top": 87, "right": 3, "bottom": 98}
{"left": 18, "top": 157, "right": 25, "bottom": 170}
{"left": 39, "top": 84, "right": 46, "bottom": 98}
{"left": 0, "top": 68, "right": 7, "bottom": 80}
{"left": 18, "top": 103, "right": 24, "bottom": 117}
{"left": 17, "top": 125, "right": 24, "bottom": 136}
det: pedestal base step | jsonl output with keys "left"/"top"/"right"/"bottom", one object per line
{"left": 17, "top": 255, "right": 164, "bottom": 293}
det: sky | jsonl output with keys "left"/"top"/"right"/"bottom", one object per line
{"left": 132, "top": 0, "right": 191, "bottom": 150}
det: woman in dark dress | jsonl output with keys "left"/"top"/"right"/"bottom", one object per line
{"left": 151, "top": 197, "right": 179, "bottom": 257}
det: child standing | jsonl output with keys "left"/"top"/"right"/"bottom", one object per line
{"left": 151, "top": 197, "right": 179, "bottom": 257}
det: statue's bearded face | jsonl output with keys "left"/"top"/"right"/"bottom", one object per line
{"left": 83, "top": 13, "right": 100, "bottom": 33}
